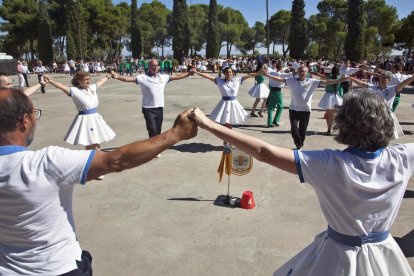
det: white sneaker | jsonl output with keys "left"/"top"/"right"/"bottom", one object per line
{"left": 97, "top": 175, "right": 105, "bottom": 180}
{"left": 155, "top": 154, "right": 161, "bottom": 158}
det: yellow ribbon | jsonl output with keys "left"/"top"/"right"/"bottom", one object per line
{"left": 217, "top": 149, "right": 232, "bottom": 182}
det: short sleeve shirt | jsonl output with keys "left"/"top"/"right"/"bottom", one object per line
{"left": 136, "top": 74, "right": 171, "bottom": 108}
{"left": 0, "top": 146, "right": 95, "bottom": 275}
{"left": 69, "top": 84, "right": 98, "bottom": 111}
{"left": 215, "top": 77, "right": 243, "bottom": 97}
{"left": 286, "top": 77, "right": 321, "bottom": 112}
{"left": 367, "top": 84, "right": 397, "bottom": 110}
{"left": 294, "top": 144, "right": 414, "bottom": 236}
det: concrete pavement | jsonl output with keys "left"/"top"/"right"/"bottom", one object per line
{"left": 15, "top": 72, "right": 414, "bottom": 275}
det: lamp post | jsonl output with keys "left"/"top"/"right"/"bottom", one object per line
{"left": 266, "top": 0, "right": 270, "bottom": 61}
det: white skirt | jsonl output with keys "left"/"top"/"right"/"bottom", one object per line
{"left": 64, "top": 113, "right": 116, "bottom": 146}
{"left": 248, "top": 83, "right": 270, "bottom": 98}
{"left": 391, "top": 112, "right": 404, "bottom": 140}
{"left": 274, "top": 231, "right": 413, "bottom": 276}
{"left": 210, "top": 99, "right": 249, "bottom": 125}
{"left": 318, "top": 93, "right": 343, "bottom": 110}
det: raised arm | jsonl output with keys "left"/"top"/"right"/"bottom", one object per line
{"left": 193, "top": 70, "right": 216, "bottom": 82}
{"left": 96, "top": 75, "right": 112, "bottom": 88}
{"left": 111, "top": 71, "right": 136, "bottom": 82}
{"left": 309, "top": 71, "right": 326, "bottom": 79}
{"left": 348, "top": 76, "right": 368, "bottom": 88}
{"left": 43, "top": 75, "right": 71, "bottom": 96}
{"left": 86, "top": 108, "right": 198, "bottom": 181}
{"left": 263, "top": 70, "right": 285, "bottom": 83}
{"left": 190, "top": 107, "right": 296, "bottom": 174}
{"left": 23, "top": 83, "right": 42, "bottom": 96}
{"left": 396, "top": 74, "right": 414, "bottom": 93}
{"left": 322, "top": 76, "right": 349, "bottom": 85}
{"left": 241, "top": 71, "right": 261, "bottom": 82}
{"left": 170, "top": 69, "right": 194, "bottom": 81}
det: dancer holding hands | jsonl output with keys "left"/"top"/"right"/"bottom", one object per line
{"left": 43, "top": 73, "right": 115, "bottom": 159}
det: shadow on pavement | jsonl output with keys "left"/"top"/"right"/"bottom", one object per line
{"left": 171, "top": 142, "right": 222, "bottom": 153}
{"left": 404, "top": 190, "right": 414, "bottom": 198}
{"left": 167, "top": 197, "right": 215, "bottom": 202}
{"left": 395, "top": 230, "right": 414, "bottom": 257}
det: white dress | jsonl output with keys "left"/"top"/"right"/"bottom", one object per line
{"left": 65, "top": 84, "right": 116, "bottom": 146}
{"left": 63, "top": 63, "right": 70, "bottom": 72}
{"left": 210, "top": 77, "right": 249, "bottom": 125}
{"left": 248, "top": 75, "right": 270, "bottom": 98}
{"left": 275, "top": 145, "right": 414, "bottom": 276}
{"left": 318, "top": 80, "right": 343, "bottom": 109}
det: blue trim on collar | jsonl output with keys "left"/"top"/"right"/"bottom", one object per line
{"left": 0, "top": 145, "right": 28, "bottom": 155}
{"left": 343, "top": 147, "right": 383, "bottom": 159}
{"left": 293, "top": 150, "right": 305, "bottom": 183}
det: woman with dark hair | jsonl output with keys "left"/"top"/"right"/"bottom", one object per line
{"left": 248, "top": 62, "right": 269, "bottom": 118}
{"left": 193, "top": 66, "right": 259, "bottom": 145}
{"left": 43, "top": 72, "right": 115, "bottom": 173}
{"left": 316, "top": 64, "right": 343, "bottom": 135}
{"left": 190, "top": 91, "right": 414, "bottom": 275}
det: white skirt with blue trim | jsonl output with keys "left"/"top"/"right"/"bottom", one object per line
{"left": 248, "top": 83, "right": 270, "bottom": 98}
{"left": 210, "top": 99, "right": 249, "bottom": 125}
{"left": 64, "top": 113, "right": 116, "bottom": 146}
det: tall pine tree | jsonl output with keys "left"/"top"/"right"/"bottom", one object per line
{"left": 288, "top": 0, "right": 307, "bottom": 59}
{"left": 130, "top": 0, "right": 142, "bottom": 59}
{"left": 65, "top": 0, "right": 87, "bottom": 59}
{"left": 345, "top": 0, "right": 365, "bottom": 62}
{"left": 37, "top": 0, "right": 53, "bottom": 65}
{"left": 206, "top": 0, "right": 220, "bottom": 58}
{"left": 172, "top": 0, "right": 190, "bottom": 62}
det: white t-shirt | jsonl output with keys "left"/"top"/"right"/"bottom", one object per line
{"left": 294, "top": 144, "right": 414, "bottom": 235}
{"left": 136, "top": 74, "right": 170, "bottom": 108}
{"left": 367, "top": 84, "right": 397, "bottom": 110}
{"left": 0, "top": 145, "right": 95, "bottom": 275}
{"left": 286, "top": 77, "right": 321, "bottom": 112}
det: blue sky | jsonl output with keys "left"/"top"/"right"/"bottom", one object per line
{"left": 116, "top": 0, "right": 414, "bottom": 26}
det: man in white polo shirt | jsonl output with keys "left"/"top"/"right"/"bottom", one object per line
{"left": 0, "top": 88, "right": 197, "bottom": 275}
{"left": 112, "top": 59, "right": 193, "bottom": 139}
{"left": 264, "top": 65, "right": 346, "bottom": 149}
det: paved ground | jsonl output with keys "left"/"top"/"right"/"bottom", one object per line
{"left": 13, "top": 73, "right": 414, "bottom": 275}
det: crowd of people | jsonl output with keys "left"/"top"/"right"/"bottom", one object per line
{"left": 1, "top": 52, "right": 414, "bottom": 275}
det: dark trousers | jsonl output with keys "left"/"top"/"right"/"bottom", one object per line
{"left": 22, "top": 73, "right": 29, "bottom": 87}
{"left": 142, "top": 107, "right": 163, "bottom": 138}
{"left": 59, "top": 250, "right": 93, "bottom": 276}
{"left": 37, "top": 74, "right": 45, "bottom": 93}
{"left": 289, "top": 110, "right": 310, "bottom": 149}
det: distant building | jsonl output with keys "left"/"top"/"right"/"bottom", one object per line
{"left": 0, "top": 53, "right": 16, "bottom": 75}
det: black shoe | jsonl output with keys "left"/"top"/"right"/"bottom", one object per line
{"left": 250, "top": 113, "right": 258, "bottom": 117}
{"left": 325, "top": 129, "right": 331, "bottom": 136}
{"left": 258, "top": 111, "right": 264, "bottom": 117}
{"left": 267, "top": 124, "right": 275, "bottom": 128}
{"left": 273, "top": 122, "right": 280, "bottom": 127}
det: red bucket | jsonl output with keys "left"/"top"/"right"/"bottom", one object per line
{"left": 240, "top": 191, "right": 255, "bottom": 209}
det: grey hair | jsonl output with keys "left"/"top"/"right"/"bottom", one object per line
{"left": 333, "top": 91, "right": 394, "bottom": 151}
{"left": 380, "top": 71, "right": 393, "bottom": 80}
